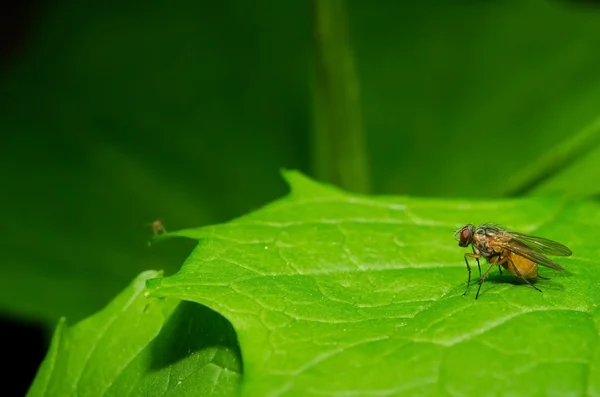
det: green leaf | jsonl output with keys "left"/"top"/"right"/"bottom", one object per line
{"left": 28, "top": 270, "right": 242, "bottom": 397}
{"left": 148, "top": 171, "right": 600, "bottom": 396}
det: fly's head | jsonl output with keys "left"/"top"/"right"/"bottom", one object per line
{"left": 454, "top": 224, "right": 475, "bottom": 248}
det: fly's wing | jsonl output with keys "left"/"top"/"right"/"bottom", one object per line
{"left": 498, "top": 235, "right": 570, "bottom": 271}
{"left": 510, "top": 232, "right": 572, "bottom": 256}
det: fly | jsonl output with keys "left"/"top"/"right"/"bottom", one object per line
{"left": 454, "top": 224, "right": 572, "bottom": 299}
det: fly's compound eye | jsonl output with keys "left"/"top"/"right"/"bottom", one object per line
{"left": 459, "top": 227, "right": 472, "bottom": 247}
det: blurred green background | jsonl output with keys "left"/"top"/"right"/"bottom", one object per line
{"left": 2, "top": 0, "right": 600, "bottom": 394}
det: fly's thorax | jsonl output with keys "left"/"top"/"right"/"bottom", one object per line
{"left": 472, "top": 230, "right": 501, "bottom": 257}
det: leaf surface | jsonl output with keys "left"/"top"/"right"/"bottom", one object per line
{"left": 148, "top": 171, "right": 600, "bottom": 396}
{"left": 28, "top": 270, "right": 242, "bottom": 397}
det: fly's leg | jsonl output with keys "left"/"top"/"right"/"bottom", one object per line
{"left": 473, "top": 246, "right": 482, "bottom": 279}
{"left": 489, "top": 252, "right": 502, "bottom": 277}
{"left": 475, "top": 262, "right": 498, "bottom": 299}
{"left": 537, "top": 274, "right": 551, "bottom": 280}
{"left": 463, "top": 253, "right": 481, "bottom": 296}
{"left": 513, "top": 265, "right": 543, "bottom": 292}
{"left": 475, "top": 252, "right": 503, "bottom": 300}
{"left": 462, "top": 254, "right": 471, "bottom": 296}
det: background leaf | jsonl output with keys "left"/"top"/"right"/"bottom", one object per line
{"left": 502, "top": 115, "right": 600, "bottom": 197}
{"left": 148, "top": 172, "right": 599, "bottom": 396}
{"left": 27, "top": 270, "right": 242, "bottom": 397}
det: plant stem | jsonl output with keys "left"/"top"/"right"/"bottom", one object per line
{"left": 311, "top": 0, "right": 370, "bottom": 193}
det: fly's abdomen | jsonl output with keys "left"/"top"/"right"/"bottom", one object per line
{"left": 506, "top": 254, "right": 538, "bottom": 279}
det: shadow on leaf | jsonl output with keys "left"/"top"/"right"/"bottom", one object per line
{"left": 486, "top": 273, "right": 566, "bottom": 292}
{"left": 148, "top": 300, "right": 243, "bottom": 375}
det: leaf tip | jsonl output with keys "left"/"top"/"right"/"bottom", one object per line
{"left": 138, "top": 269, "right": 162, "bottom": 281}
{"left": 144, "top": 275, "right": 164, "bottom": 293}
{"left": 280, "top": 169, "right": 344, "bottom": 198}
